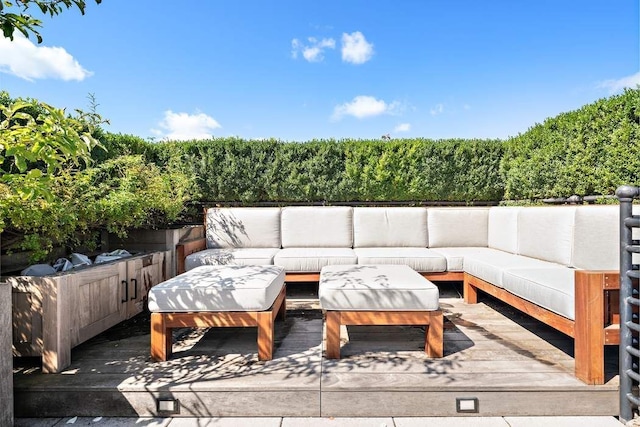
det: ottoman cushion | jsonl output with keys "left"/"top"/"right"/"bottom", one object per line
{"left": 148, "top": 265, "right": 285, "bottom": 312}
{"left": 319, "top": 264, "right": 439, "bottom": 311}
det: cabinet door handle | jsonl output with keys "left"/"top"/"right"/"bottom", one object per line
{"left": 130, "top": 278, "right": 137, "bottom": 301}
{"left": 121, "top": 280, "right": 128, "bottom": 303}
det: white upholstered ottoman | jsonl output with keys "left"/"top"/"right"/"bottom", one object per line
{"left": 319, "top": 265, "right": 443, "bottom": 359}
{"left": 148, "top": 265, "right": 286, "bottom": 361}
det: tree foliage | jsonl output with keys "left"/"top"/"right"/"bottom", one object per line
{"left": 0, "top": 0, "right": 101, "bottom": 43}
{"left": 3, "top": 155, "right": 194, "bottom": 261}
{"left": 0, "top": 91, "right": 103, "bottom": 204}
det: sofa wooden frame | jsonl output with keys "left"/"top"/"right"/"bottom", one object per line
{"left": 464, "top": 270, "right": 620, "bottom": 385}
{"left": 176, "top": 237, "right": 620, "bottom": 385}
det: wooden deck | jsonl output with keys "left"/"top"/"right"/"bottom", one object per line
{"left": 13, "top": 283, "right": 619, "bottom": 418}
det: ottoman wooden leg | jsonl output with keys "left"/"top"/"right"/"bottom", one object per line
{"left": 326, "top": 311, "right": 341, "bottom": 359}
{"left": 151, "top": 313, "right": 172, "bottom": 361}
{"left": 257, "top": 311, "right": 274, "bottom": 361}
{"left": 277, "top": 288, "right": 287, "bottom": 321}
{"left": 425, "top": 311, "right": 443, "bottom": 358}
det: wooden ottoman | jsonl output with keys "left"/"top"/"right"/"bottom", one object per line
{"left": 148, "top": 265, "right": 286, "bottom": 361}
{"left": 319, "top": 264, "right": 443, "bottom": 359}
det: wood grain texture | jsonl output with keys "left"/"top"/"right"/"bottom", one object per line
{"left": 176, "top": 238, "right": 207, "bottom": 275}
{"left": 150, "top": 285, "right": 286, "bottom": 362}
{"left": 13, "top": 296, "right": 619, "bottom": 418}
{"left": 463, "top": 273, "right": 574, "bottom": 337}
{"left": 325, "top": 310, "right": 443, "bottom": 359}
{"left": 11, "top": 252, "right": 169, "bottom": 373}
{"left": 422, "top": 271, "right": 464, "bottom": 282}
{"left": 463, "top": 270, "right": 621, "bottom": 385}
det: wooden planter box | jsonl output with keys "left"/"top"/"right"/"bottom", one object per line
{"left": 106, "top": 226, "right": 204, "bottom": 278}
{"left": 10, "top": 251, "right": 171, "bottom": 373}
{"left": 0, "top": 282, "right": 13, "bottom": 426}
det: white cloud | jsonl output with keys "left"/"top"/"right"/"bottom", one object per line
{"left": 599, "top": 72, "right": 640, "bottom": 94}
{"left": 394, "top": 123, "right": 411, "bottom": 133}
{"left": 156, "top": 110, "right": 221, "bottom": 141}
{"left": 463, "top": 104, "right": 471, "bottom": 110}
{"left": 430, "top": 104, "right": 444, "bottom": 115}
{"left": 291, "top": 37, "right": 335, "bottom": 62}
{"left": 341, "top": 31, "right": 374, "bottom": 64}
{"left": 0, "top": 32, "right": 92, "bottom": 81}
{"left": 332, "top": 95, "right": 400, "bottom": 120}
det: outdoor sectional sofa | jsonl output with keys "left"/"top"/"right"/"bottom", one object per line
{"left": 177, "top": 205, "right": 621, "bottom": 385}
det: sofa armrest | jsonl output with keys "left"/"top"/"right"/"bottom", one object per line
{"left": 176, "top": 238, "right": 207, "bottom": 275}
{"left": 574, "top": 270, "right": 620, "bottom": 384}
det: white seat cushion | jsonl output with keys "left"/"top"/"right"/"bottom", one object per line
{"left": 319, "top": 265, "right": 439, "bottom": 311}
{"left": 429, "top": 247, "right": 492, "bottom": 271}
{"left": 185, "top": 248, "right": 280, "bottom": 271}
{"left": 502, "top": 267, "right": 576, "bottom": 320}
{"left": 148, "top": 265, "right": 285, "bottom": 312}
{"left": 354, "top": 247, "right": 446, "bottom": 272}
{"left": 465, "top": 251, "right": 562, "bottom": 288}
{"left": 438, "top": 247, "right": 562, "bottom": 287}
{"left": 273, "top": 248, "right": 357, "bottom": 272}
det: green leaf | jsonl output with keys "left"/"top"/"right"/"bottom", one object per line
{"left": 25, "top": 168, "right": 42, "bottom": 179}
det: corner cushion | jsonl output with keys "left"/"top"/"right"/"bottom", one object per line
{"left": 517, "top": 207, "right": 575, "bottom": 266}
{"left": 428, "top": 208, "right": 489, "bottom": 247}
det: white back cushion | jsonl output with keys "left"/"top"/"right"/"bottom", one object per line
{"left": 427, "top": 208, "right": 489, "bottom": 247}
{"left": 488, "top": 207, "right": 521, "bottom": 254}
{"left": 353, "top": 207, "right": 428, "bottom": 247}
{"left": 206, "top": 207, "right": 281, "bottom": 249}
{"left": 281, "top": 206, "right": 353, "bottom": 248}
{"left": 517, "top": 207, "right": 576, "bottom": 266}
{"left": 572, "top": 205, "right": 619, "bottom": 270}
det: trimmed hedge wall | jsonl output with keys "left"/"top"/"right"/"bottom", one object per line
{"left": 150, "top": 138, "right": 504, "bottom": 203}
{"left": 96, "top": 88, "right": 640, "bottom": 204}
{"left": 501, "top": 88, "right": 640, "bottom": 199}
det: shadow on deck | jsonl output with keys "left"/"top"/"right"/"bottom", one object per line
{"left": 13, "top": 283, "right": 619, "bottom": 418}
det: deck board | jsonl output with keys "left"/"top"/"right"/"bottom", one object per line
{"left": 14, "top": 288, "right": 619, "bottom": 418}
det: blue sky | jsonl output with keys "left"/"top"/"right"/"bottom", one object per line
{"left": 0, "top": 1, "right": 638, "bottom": 141}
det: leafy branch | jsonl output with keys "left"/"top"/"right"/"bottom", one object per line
{"left": 0, "top": 0, "right": 102, "bottom": 43}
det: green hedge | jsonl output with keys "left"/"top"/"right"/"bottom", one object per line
{"left": 92, "top": 132, "right": 156, "bottom": 163}
{"left": 501, "top": 88, "right": 640, "bottom": 199}
{"left": 156, "top": 138, "right": 505, "bottom": 203}
{"left": 96, "top": 89, "right": 640, "bottom": 204}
